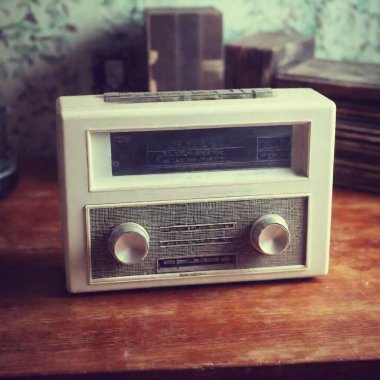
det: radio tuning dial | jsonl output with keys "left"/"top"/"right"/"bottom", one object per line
{"left": 108, "top": 222, "right": 150, "bottom": 265}
{"left": 250, "top": 214, "right": 290, "bottom": 255}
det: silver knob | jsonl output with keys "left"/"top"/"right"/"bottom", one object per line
{"left": 108, "top": 222, "right": 150, "bottom": 265}
{"left": 250, "top": 214, "right": 290, "bottom": 255}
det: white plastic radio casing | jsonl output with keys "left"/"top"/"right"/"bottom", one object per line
{"left": 56, "top": 88, "right": 336, "bottom": 293}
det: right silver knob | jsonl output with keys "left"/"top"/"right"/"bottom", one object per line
{"left": 250, "top": 214, "right": 290, "bottom": 255}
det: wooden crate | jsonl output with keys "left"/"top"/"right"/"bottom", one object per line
{"left": 146, "top": 7, "right": 224, "bottom": 91}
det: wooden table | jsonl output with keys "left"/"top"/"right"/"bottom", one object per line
{"left": 0, "top": 160, "right": 379, "bottom": 380}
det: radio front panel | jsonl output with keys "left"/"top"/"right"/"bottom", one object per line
{"left": 57, "top": 88, "right": 336, "bottom": 292}
{"left": 87, "top": 196, "right": 308, "bottom": 282}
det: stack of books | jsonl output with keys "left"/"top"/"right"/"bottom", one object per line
{"left": 275, "top": 59, "right": 380, "bottom": 193}
{"left": 225, "top": 30, "right": 314, "bottom": 88}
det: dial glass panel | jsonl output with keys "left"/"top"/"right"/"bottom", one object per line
{"left": 110, "top": 125, "right": 292, "bottom": 175}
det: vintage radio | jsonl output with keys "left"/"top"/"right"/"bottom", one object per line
{"left": 56, "top": 88, "right": 336, "bottom": 293}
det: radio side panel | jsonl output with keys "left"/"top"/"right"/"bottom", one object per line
{"left": 57, "top": 102, "right": 89, "bottom": 292}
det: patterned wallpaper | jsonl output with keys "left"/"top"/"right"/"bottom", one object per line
{"left": 0, "top": 0, "right": 379, "bottom": 156}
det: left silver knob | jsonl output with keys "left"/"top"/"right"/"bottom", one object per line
{"left": 108, "top": 222, "right": 150, "bottom": 265}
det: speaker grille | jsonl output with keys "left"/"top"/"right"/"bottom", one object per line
{"left": 88, "top": 197, "right": 308, "bottom": 280}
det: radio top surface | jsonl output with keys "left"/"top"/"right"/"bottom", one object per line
{"left": 57, "top": 88, "right": 333, "bottom": 111}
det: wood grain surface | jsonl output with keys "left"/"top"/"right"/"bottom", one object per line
{"left": 0, "top": 160, "right": 379, "bottom": 379}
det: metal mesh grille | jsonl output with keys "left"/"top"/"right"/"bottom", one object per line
{"left": 88, "top": 197, "right": 308, "bottom": 280}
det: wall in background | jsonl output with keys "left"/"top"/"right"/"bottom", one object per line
{"left": 1, "top": 0, "right": 379, "bottom": 156}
